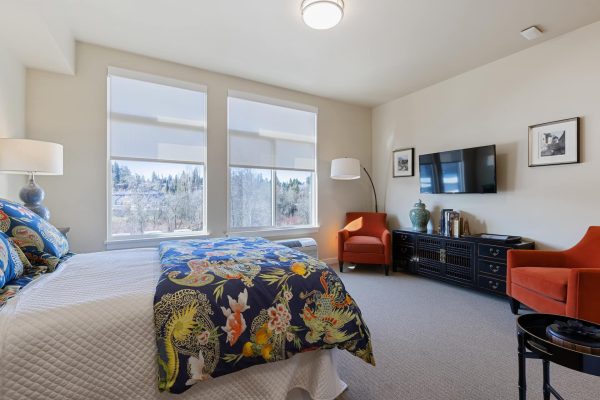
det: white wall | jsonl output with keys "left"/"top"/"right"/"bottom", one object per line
{"left": 26, "top": 43, "right": 373, "bottom": 257}
{"left": 0, "top": 49, "right": 26, "bottom": 200}
{"left": 373, "top": 21, "right": 600, "bottom": 250}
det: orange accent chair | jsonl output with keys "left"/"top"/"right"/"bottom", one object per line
{"left": 507, "top": 226, "right": 600, "bottom": 324}
{"left": 338, "top": 212, "right": 391, "bottom": 275}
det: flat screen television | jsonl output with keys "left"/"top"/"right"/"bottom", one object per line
{"left": 419, "top": 144, "right": 497, "bottom": 194}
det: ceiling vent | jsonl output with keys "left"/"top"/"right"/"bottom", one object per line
{"left": 521, "top": 26, "right": 543, "bottom": 40}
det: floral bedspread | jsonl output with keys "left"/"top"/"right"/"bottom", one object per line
{"left": 154, "top": 237, "right": 374, "bottom": 394}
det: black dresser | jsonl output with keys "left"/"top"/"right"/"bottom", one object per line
{"left": 393, "top": 229, "right": 535, "bottom": 296}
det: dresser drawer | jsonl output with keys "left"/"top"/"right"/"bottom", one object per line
{"left": 478, "top": 275, "right": 506, "bottom": 295}
{"left": 397, "top": 257, "right": 413, "bottom": 270}
{"left": 478, "top": 260, "right": 507, "bottom": 278}
{"left": 396, "top": 245, "right": 414, "bottom": 257}
{"left": 395, "top": 232, "right": 415, "bottom": 245}
{"left": 478, "top": 244, "right": 509, "bottom": 260}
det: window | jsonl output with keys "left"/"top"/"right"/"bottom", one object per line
{"left": 107, "top": 68, "right": 207, "bottom": 241}
{"left": 228, "top": 92, "right": 317, "bottom": 231}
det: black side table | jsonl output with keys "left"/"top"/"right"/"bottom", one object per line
{"left": 516, "top": 314, "right": 600, "bottom": 400}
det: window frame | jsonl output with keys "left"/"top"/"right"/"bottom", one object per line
{"left": 226, "top": 90, "right": 319, "bottom": 234}
{"left": 105, "top": 67, "right": 209, "bottom": 246}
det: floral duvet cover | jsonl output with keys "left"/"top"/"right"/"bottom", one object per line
{"left": 154, "top": 237, "right": 374, "bottom": 394}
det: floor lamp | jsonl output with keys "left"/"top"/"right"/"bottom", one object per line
{"left": 330, "top": 157, "right": 378, "bottom": 212}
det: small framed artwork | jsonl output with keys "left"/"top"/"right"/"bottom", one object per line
{"left": 392, "top": 148, "right": 414, "bottom": 177}
{"left": 528, "top": 117, "right": 580, "bottom": 167}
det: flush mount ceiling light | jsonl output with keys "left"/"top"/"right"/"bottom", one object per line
{"left": 301, "top": 0, "right": 344, "bottom": 30}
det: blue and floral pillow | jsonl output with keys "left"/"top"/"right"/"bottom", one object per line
{"left": 0, "top": 232, "right": 24, "bottom": 288}
{"left": 0, "top": 198, "right": 69, "bottom": 258}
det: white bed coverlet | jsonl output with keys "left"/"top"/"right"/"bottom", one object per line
{"left": 0, "top": 249, "right": 346, "bottom": 400}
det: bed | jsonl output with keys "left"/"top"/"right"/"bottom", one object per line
{"left": 0, "top": 243, "right": 369, "bottom": 400}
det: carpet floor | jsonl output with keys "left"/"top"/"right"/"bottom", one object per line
{"left": 330, "top": 265, "right": 599, "bottom": 400}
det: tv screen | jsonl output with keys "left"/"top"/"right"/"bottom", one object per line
{"left": 419, "top": 145, "right": 497, "bottom": 194}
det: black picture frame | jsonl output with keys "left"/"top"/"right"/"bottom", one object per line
{"left": 528, "top": 117, "right": 580, "bottom": 167}
{"left": 392, "top": 148, "right": 414, "bottom": 177}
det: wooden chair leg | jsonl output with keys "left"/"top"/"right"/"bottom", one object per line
{"left": 339, "top": 261, "right": 344, "bottom": 273}
{"left": 510, "top": 298, "right": 520, "bottom": 315}
{"left": 384, "top": 264, "right": 389, "bottom": 276}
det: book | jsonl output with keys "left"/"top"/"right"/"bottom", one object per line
{"left": 440, "top": 209, "right": 453, "bottom": 235}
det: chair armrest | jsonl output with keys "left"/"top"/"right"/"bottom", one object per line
{"left": 381, "top": 229, "right": 391, "bottom": 265}
{"left": 507, "top": 249, "right": 568, "bottom": 269}
{"left": 338, "top": 229, "right": 350, "bottom": 262}
{"left": 566, "top": 268, "right": 600, "bottom": 323}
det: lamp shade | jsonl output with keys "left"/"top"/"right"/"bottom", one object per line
{"left": 0, "top": 139, "right": 63, "bottom": 175}
{"left": 331, "top": 158, "right": 360, "bottom": 180}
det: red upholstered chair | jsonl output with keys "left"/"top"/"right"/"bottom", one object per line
{"left": 338, "top": 212, "right": 391, "bottom": 275}
{"left": 507, "top": 226, "right": 600, "bottom": 324}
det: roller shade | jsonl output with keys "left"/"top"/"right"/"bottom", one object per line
{"left": 228, "top": 94, "right": 317, "bottom": 171}
{"left": 109, "top": 73, "right": 206, "bottom": 163}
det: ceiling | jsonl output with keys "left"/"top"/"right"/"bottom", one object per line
{"left": 2, "top": 0, "right": 600, "bottom": 106}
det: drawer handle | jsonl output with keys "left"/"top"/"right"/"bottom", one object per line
{"left": 489, "top": 248, "right": 501, "bottom": 257}
{"left": 489, "top": 264, "right": 500, "bottom": 273}
{"left": 488, "top": 280, "right": 499, "bottom": 290}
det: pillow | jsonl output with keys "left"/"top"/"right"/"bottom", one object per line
{"left": 8, "top": 237, "right": 34, "bottom": 274}
{"left": 0, "top": 232, "right": 24, "bottom": 288}
{"left": 0, "top": 198, "right": 69, "bottom": 258}
{"left": 20, "top": 249, "right": 71, "bottom": 273}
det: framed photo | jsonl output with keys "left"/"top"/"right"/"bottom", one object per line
{"left": 528, "top": 117, "right": 580, "bottom": 167}
{"left": 392, "top": 148, "right": 414, "bottom": 177}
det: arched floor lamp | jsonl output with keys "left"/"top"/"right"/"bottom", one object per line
{"left": 330, "top": 158, "right": 378, "bottom": 212}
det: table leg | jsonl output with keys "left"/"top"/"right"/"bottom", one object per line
{"left": 543, "top": 360, "right": 550, "bottom": 400}
{"left": 518, "top": 331, "right": 527, "bottom": 400}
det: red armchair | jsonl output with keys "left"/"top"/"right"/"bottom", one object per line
{"left": 338, "top": 212, "right": 391, "bottom": 276}
{"left": 507, "top": 226, "right": 600, "bottom": 324}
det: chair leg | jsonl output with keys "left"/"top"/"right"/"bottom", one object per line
{"left": 510, "top": 298, "right": 520, "bottom": 315}
{"left": 339, "top": 261, "right": 344, "bottom": 273}
{"left": 384, "top": 264, "right": 389, "bottom": 276}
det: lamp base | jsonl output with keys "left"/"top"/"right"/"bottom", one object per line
{"left": 19, "top": 174, "right": 50, "bottom": 220}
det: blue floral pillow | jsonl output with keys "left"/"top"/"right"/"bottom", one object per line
{"left": 0, "top": 198, "right": 69, "bottom": 258}
{"left": 0, "top": 232, "right": 24, "bottom": 288}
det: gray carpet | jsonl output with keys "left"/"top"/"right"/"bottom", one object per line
{"left": 329, "top": 265, "right": 599, "bottom": 400}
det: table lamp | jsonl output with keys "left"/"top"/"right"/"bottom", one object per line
{"left": 330, "top": 157, "right": 378, "bottom": 212}
{"left": 0, "top": 138, "right": 63, "bottom": 220}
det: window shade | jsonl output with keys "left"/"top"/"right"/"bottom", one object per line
{"left": 109, "top": 74, "right": 206, "bottom": 163}
{"left": 228, "top": 96, "right": 316, "bottom": 171}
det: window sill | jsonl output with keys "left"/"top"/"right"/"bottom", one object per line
{"left": 227, "top": 226, "right": 319, "bottom": 238}
{"left": 105, "top": 231, "right": 210, "bottom": 250}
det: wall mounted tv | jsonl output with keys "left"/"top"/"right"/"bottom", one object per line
{"left": 419, "top": 144, "right": 497, "bottom": 194}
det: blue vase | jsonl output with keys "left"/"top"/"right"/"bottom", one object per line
{"left": 409, "top": 199, "right": 430, "bottom": 232}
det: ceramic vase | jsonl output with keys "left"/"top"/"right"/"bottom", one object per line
{"left": 409, "top": 199, "right": 430, "bottom": 232}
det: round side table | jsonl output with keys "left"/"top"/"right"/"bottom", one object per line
{"left": 516, "top": 314, "right": 600, "bottom": 400}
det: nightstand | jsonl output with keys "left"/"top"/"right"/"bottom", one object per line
{"left": 58, "top": 227, "right": 70, "bottom": 237}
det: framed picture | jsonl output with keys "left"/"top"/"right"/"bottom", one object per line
{"left": 528, "top": 117, "right": 580, "bottom": 167}
{"left": 392, "top": 148, "right": 414, "bottom": 177}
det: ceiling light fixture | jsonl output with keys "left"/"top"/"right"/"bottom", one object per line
{"left": 301, "top": 0, "right": 344, "bottom": 30}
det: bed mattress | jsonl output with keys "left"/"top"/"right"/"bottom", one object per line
{"left": 0, "top": 248, "right": 346, "bottom": 400}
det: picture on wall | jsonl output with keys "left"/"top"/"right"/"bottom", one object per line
{"left": 392, "top": 148, "right": 414, "bottom": 177}
{"left": 528, "top": 117, "right": 580, "bottom": 167}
